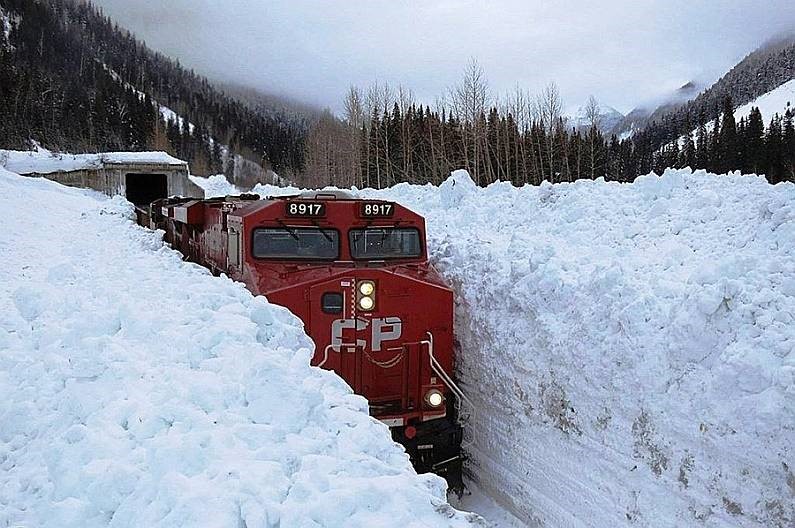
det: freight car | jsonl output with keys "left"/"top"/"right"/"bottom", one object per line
{"left": 136, "top": 191, "right": 469, "bottom": 491}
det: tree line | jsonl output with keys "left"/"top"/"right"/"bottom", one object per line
{"left": 301, "top": 61, "right": 795, "bottom": 188}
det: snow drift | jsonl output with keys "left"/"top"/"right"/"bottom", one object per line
{"left": 0, "top": 168, "right": 481, "bottom": 527}
{"left": 189, "top": 174, "right": 241, "bottom": 198}
{"left": 363, "top": 169, "right": 794, "bottom": 528}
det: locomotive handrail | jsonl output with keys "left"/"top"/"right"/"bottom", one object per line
{"left": 319, "top": 342, "right": 404, "bottom": 369}
{"left": 421, "top": 332, "right": 476, "bottom": 449}
{"left": 317, "top": 342, "right": 358, "bottom": 368}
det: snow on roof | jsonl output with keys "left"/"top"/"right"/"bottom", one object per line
{"left": 188, "top": 174, "right": 240, "bottom": 198}
{"left": 0, "top": 149, "right": 187, "bottom": 175}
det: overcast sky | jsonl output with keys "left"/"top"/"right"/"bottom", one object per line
{"left": 92, "top": 0, "right": 795, "bottom": 115}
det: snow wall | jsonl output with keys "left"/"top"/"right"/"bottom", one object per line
{"left": 0, "top": 168, "right": 482, "bottom": 528}
{"left": 360, "top": 169, "right": 794, "bottom": 528}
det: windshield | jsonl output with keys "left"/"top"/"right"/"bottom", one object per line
{"left": 349, "top": 228, "right": 422, "bottom": 260}
{"left": 252, "top": 227, "right": 339, "bottom": 260}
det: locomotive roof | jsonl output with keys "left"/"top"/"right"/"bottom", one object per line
{"left": 294, "top": 190, "right": 354, "bottom": 200}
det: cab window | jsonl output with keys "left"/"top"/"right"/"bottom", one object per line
{"left": 349, "top": 228, "right": 422, "bottom": 260}
{"left": 252, "top": 227, "right": 339, "bottom": 260}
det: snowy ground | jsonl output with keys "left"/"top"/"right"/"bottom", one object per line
{"left": 0, "top": 167, "right": 482, "bottom": 527}
{"left": 256, "top": 169, "right": 795, "bottom": 527}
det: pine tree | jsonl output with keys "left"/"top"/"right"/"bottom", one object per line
{"left": 695, "top": 112, "right": 709, "bottom": 169}
{"left": 782, "top": 109, "right": 795, "bottom": 181}
{"left": 719, "top": 96, "right": 738, "bottom": 172}
{"left": 765, "top": 115, "right": 784, "bottom": 183}
{"left": 746, "top": 107, "right": 765, "bottom": 174}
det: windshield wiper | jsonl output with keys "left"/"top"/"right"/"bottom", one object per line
{"left": 311, "top": 219, "right": 334, "bottom": 242}
{"left": 277, "top": 220, "right": 299, "bottom": 241}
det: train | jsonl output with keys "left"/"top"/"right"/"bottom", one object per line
{"left": 135, "top": 190, "right": 469, "bottom": 492}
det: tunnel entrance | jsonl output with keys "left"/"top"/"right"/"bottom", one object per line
{"left": 125, "top": 173, "right": 168, "bottom": 206}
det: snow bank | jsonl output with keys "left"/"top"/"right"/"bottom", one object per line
{"left": 189, "top": 174, "right": 241, "bottom": 198}
{"left": 0, "top": 149, "right": 186, "bottom": 175}
{"left": 0, "top": 168, "right": 481, "bottom": 528}
{"left": 367, "top": 169, "right": 795, "bottom": 528}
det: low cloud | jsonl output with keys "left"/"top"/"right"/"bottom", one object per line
{"left": 92, "top": 0, "right": 795, "bottom": 114}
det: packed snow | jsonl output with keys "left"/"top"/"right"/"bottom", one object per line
{"left": 0, "top": 149, "right": 187, "bottom": 175}
{"left": 0, "top": 167, "right": 483, "bottom": 528}
{"left": 189, "top": 174, "right": 241, "bottom": 198}
{"left": 255, "top": 169, "right": 795, "bottom": 528}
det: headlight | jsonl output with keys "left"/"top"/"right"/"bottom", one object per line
{"left": 358, "top": 281, "right": 375, "bottom": 296}
{"left": 425, "top": 389, "right": 444, "bottom": 408}
{"left": 358, "top": 295, "right": 375, "bottom": 310}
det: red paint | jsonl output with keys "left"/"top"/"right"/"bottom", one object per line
{"left": 404, "top": 426, "right": 417, "bottom": 440}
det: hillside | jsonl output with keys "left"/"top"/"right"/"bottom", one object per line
{"left": 611, "top": 81, "right": 703, "bottom": 139}
{"left": 0, "top": 0, "right": 307, "bottom": 180}
{"left": 633, "top": 34, "right": 795, "bottom": 150}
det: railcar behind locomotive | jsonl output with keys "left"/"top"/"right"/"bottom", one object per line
{"left": 136, "top": 191, "right": 468, "bottom": 490}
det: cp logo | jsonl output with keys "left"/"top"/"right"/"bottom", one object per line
{"left": 331, "top": 317, "right": 403, "bottom": 352}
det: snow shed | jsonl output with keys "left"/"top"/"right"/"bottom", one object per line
{"left": 11, "top": 152, "right": 203, "bottom": 202}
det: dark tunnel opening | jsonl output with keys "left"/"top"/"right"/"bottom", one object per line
{"left": 125, "top": 173, "right": 168, "bottom": 206}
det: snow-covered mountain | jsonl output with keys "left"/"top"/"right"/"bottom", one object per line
{"left": 571, "top": 104, "right": 625, "bottom": 134}
{"left": 612, "top": 81, "right": 703, "bottom": 139}
{"left": 622, "top": 33, "right": 795, "bottom": 147}
{"left": 663, "top": 78, "right": 795, "bottom": 150}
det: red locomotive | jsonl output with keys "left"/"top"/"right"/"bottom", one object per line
{"left": 137, "top": 191, "right": 468, "bottom": 491}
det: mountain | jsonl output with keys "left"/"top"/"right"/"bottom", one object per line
{"left": 630, "top": 34, "right": 795, "bottom": 151}
{"left": 571, "top": 104, "right": 624, "bottom": 134}
{"left": 0, "top": 0, "right": 308, "bottom": 181}
{"left": 215, "top": 81, "right": 322, "bottom": 121}
{"left": 611, "top": 81, "right": 703, "bottom": 139}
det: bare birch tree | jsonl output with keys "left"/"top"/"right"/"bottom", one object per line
{"left": 584, "top": 95, "right": 602, "bottom": 179}
{"left": 584, "top": 95, "right": 602, "bottom": 132}
{"left": 343, "top": 85, "right": 364, "bottom": 186}
{"left": 450, "top": 58, "right": 491, "bottom": 184}
{"left": 536, "top": 82, "right": 564, "bottom": 182}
